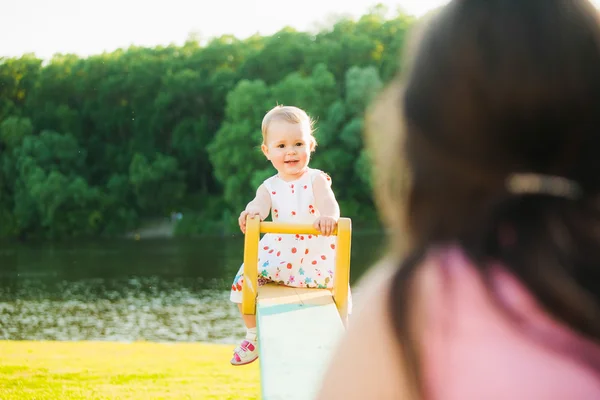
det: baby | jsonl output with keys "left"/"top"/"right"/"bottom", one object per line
{"left": 229, "top": 105, "right": 343, "bottom": 366}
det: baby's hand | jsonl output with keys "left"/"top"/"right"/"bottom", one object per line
{"left": 239, "top": 208, "right": 261, "bottom": 234}
{"left": 313, "top": 216, "right": 337, "bottom": 237}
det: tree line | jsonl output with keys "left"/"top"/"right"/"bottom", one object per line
{"left": 0, "top": 6, "right": 415, "bottom": 239}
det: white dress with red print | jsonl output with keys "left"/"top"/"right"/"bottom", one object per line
{"left": 229, "top": 168, "right": 342, "bottom": 303}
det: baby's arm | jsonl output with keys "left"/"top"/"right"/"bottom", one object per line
{"left": 238, "top": 184, "right": 271, "bottom": 233}
{"left": 313, "top": 173, "right": 340, "bottom": 236}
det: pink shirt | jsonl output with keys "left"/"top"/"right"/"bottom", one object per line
{"left": 422, "top": 246, "right": 600, "bottom": 399}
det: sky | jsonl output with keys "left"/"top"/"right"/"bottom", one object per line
{"left": 4, "top": 0, "right": 600, "bottom": 61}
{"left": 2, "top": 0, "right": 450, "bottom": 60}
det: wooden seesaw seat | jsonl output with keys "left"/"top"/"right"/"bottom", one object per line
{"left": 241, "top": 217, "right": 352, "bottom": 400}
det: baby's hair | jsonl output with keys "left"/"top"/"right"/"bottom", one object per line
{"left": 261, "top": 105, "right": 317, "bottom": 150}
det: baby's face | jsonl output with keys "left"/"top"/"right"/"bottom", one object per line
{"left": 261, "top": 120, "right": 313, "bottom": 181}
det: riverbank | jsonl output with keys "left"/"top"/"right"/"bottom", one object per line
{"left": 0, "top": 340, "right": 260, "bottom": 399}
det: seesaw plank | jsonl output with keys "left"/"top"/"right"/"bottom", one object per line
{"left": 257, "top": 284, "right": 344, "bottom": 400}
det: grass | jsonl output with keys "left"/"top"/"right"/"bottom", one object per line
{"left": 0, "top": 340, "right": 260, "bottom": 399}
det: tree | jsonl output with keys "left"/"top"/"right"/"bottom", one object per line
{"left": 0, "top": 9, "right": 416, "bottom": 238}
{"left": 207, "top": 79, "right": 273, "bottom": 212}
{"left": 129, "top": 152, "right": 186, "bottom": 215}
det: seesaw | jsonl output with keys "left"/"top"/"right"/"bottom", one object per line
{"left": 241, "top": 216, "right": 352, "bottom": 400}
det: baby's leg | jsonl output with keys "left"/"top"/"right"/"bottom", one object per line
{"left": 229, "top": 267, "right": 259, "bottom": 366}
{"left": 237, "top": 303, "right": 256, "bottom": 329}
{"left": 230, "top": 303, "right": 259, "bottom": 366}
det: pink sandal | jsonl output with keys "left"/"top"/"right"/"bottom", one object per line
{"left": 230, "top": 340, "right": 259, "bottom": 366}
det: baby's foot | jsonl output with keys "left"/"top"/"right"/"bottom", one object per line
{"left": 230, "top": 339, "right": 258, "bottom": 366}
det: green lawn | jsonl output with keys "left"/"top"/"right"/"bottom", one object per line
{"left": 0, "top": 341, "right": 260, "bottom": 399}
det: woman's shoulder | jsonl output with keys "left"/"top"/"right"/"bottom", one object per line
{"left": 315, "top": 247, "right": 468, "bottom": 399}
{"left": 352, "top": 255, "right": 399, "bottom": 310}
{"left": 316, "top": 254, "right": 418, "bottom": 399}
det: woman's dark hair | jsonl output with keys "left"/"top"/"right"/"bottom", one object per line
{"left": 367, "top": 0, "right": 600, "bottom": 396}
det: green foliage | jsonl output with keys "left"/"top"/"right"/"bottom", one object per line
{"left": 207, "top": 79, "right": 273, "bottom": 212}
{"left": 0, "top": 116, "right": 33, "bottom": 149}
{"left": 129, "top": 153, "right": 186, "bottom": 215}
{"left": 0, "top": 9, "right": 415, "bottom": 239}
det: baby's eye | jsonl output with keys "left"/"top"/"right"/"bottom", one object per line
{"left": 277, "top": 144, "right": 285, "bottom": 148}
{"left": 295, "top": 142, "right": 304, "bottom": 147}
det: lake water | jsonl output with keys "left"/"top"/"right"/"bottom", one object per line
{"left": 0, "top": 233, "right": 385, "bottom": 344}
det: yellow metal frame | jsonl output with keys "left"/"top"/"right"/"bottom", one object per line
{"left": 242, "top": 217, "right": 352, "bottom": 321}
